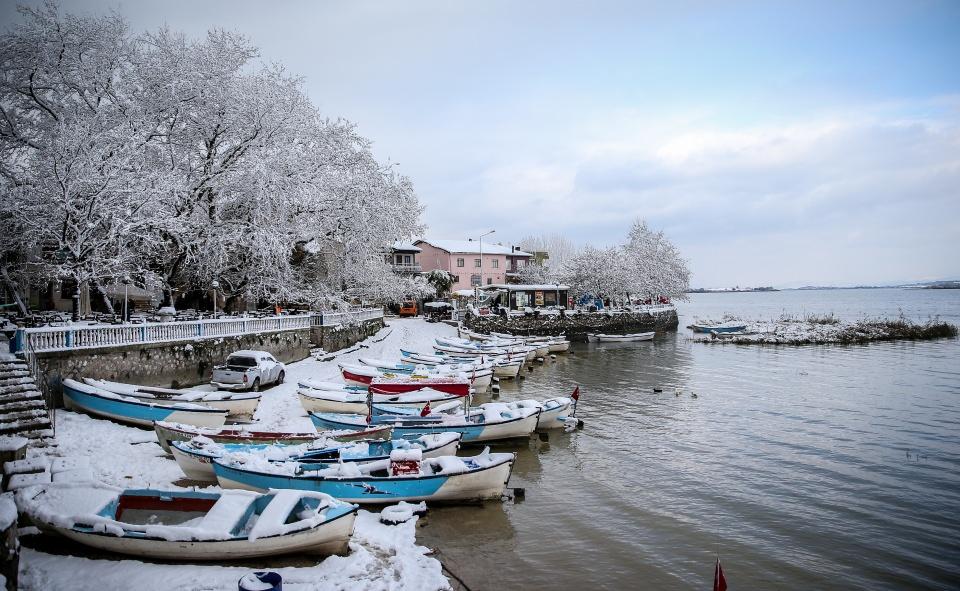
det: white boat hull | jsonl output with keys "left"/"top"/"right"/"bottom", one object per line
{"left": 42, "top": 512, "right": 355, "bottom": 559}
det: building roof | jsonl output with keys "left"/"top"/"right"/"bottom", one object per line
{"left": 391, "top": 241, "right": 422, "bottom": 252}
{"left": 415, "top": 239, "right": 532, "bottom": 257}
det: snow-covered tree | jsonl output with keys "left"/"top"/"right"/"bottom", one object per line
{"left": 0, "top": 3, "right": 426, "bottom": 312}
{"left": 424, "top": 269, "right": 455, "bottom": 298}
{"left": 621, "top": 219, "right": 690, "bottom": 301}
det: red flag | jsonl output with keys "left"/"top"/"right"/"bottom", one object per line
{"left": 713, "top": 558, "right": 727, "bottom": 591}
{"left": 420, "top": 401, "right": 432, "bottom": 417}
{"left": 571, "top": 386, "right": 580, "bottom": 401}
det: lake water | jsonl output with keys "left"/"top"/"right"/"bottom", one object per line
{"left": 417, "top": 288, "right": 960, "bottom": 590}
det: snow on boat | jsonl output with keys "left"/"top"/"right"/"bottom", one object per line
{"left": 356, "top": 358, "right": 494, "bottom": 390}
{"left": 152, "top": 421, "right": 393, "bottom": 453}
{"left": 370, "top": 376, "right": 471, "bottom": 397}
{"left": 400, "top": 350, "right": 523, "bottom": 379}
{"left": 296, "top": 378, "right": 368, "bottom": 393}
{"left": 297, "top": 387, "right": 464, "bottom": 415}
{"left": 309, "top": 405, "right": 540, "bottom": 443}
{"left": 213, "top": 447, "right": 516, "bottom": 504}
{"left": 376, "top": 398, "right": 574, "bottom": 430}
{"left": 17, "top": 483, "right": 357, "bottom": 559}
{"left": 689, "top": 323, "right": 748, "bottom": 334}
{"left": 586, "top": 332, "right": 656, "bottom": 343}
{"left": 83, "top": 378, "right": 260, "bottom": 420}
{"left": 62, "top": 379, "right": 227, "bottom": 429}
{"left": 171, "top": 432, "right": 462, "bottom": 482}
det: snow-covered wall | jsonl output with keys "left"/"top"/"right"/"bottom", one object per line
{"left": 311, "top": 318, "right": 385, "bottom": 352}
{"left": 466, "top": 309, "right": 679, "bottom": 340}
{"left": 36, "top": 329, "right": 311, "bottom": 404}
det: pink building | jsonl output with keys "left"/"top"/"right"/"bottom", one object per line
{"left": 414, "top": 239, "right": 533, "bottom": 292}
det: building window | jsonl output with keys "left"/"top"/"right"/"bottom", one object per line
{"left": 451, "top": 275, "right": 459, "bottom": 283}
{"left": 457, "top": 258, "right": 464, "bottom": 268}
{"left": 491, "top": 259, "right": 499, "bottom": 269}
{"left": 474, "top": 258, "right": 481, "bottom": 268}
{"left": 487, "top": 278, "right": 493, "bottom": 285}
{"left": 470, "top": 274, "right": 481, "bottom": 286}
{"left": 403, "top": 254, "right": 411, "bottom": 264}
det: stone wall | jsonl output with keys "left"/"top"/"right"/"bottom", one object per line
{"left": 465, "top": 309, "right": 679, "bottom": 341}
{"left": 37, "top": 328, "right": 311, "bottom": 405}
{"left": 311, "top": 318, "right": 385, "bottom": 352}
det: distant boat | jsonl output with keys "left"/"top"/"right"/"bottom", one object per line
{"left": 19, "top": 483, "right": 357, "bottom": 559}
{"left": 586, "top": 332, "right": 655, "bottom": 343}
{"left": 688, "top": 323, "right": 747, "bottom": 333}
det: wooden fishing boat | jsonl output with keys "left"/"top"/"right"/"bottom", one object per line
{"left": 83, "top": 378, "right": 260, "bottom": 420}
{"left": 171, "top": 432, "right": 462, "bottom": 482}
{"left": 376, "top": 397, "right": 573, "bottom": 430}
{"left": 370, "top": 376, "right": 471, "bottom": 397}
{"left": 586, "top": 332, "right": 655, "bottom": 342}
{"left": 18, "top": 483, "right": 357, "bottom": 559}
{"left": 400, "top": 350, "right": 523, "bottom": 379}
{"left": 152, "top": 421, "right": 393, "bottom": 453}
{"left": 62, "top": 379, "right": 227, "bottom": 429}
{"left": 297, "top": 387, "right": 464, "bottom": 415}
{"left": 296, "top": 378, "right": 368, "bottom": 393}
{"left": 213, "top": 447, "right": 516, "bottom": 504}
{"left": 356, "top": 358, "right": 494, "bottom": 390}
{"left": 309, "top": 404, "right": 540, "bottom": 443}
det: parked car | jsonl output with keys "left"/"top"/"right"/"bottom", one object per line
{"left": 398, "top": 301, "right": 418, "bottom": 317}
{"left": 211, "top": 350, "right": 285, "bottom": 391}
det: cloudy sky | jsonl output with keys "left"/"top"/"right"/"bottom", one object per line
{"left": 5, "top": 0, "right": 958, "bottom": 287}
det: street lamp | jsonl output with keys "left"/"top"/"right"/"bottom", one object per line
{"left": 122, "top": 275, "right": 131, "bottom": 322}
{"left": 473, "top": 229, "right": 495, "bottom": 306}
{"left": 211, "top": 280, "right": 220, "bottom": 318}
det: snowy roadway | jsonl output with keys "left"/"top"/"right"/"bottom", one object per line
{"left": 18, "top": 318, "right": 460, "bottom": 591}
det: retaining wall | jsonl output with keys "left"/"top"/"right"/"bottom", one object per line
{"left": 465, "top": 309, "right": 679, "bottom": 341}
{"left": 37, "top": 328, "right": 311, "bottom": 406}
{"left": 311, "top": 318, "right": 385, "bottom": 352}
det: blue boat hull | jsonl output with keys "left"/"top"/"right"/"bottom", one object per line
{"left": 212, "top": 456, "right": 515, "bottom": 503}
{"left": 62, "top": 380, "right": 227, "bottom": 428}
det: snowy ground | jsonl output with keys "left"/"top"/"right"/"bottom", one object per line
{"left": 17, "top": 318, "right": 460, "bottom": 591}
{"left": 687, "top": 315, "right": 955, "bottom": 344}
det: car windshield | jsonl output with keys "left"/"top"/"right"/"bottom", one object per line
{"left": 226, "top": 356, "right": 257, "bottom": 368}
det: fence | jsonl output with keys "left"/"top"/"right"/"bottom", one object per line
{"left": 313, "top": 308, "right": 385, "bottom": 327}
{"left": 13, "top": 315, "right": 314, "bottom": 354}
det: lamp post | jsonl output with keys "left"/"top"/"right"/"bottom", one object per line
{"left": 211, "top": 280, "right": 220, "bottom": 318}
{"left": 122, "top": 275, "right": 131, "bottom": 322}
{"left": 474, "top": 229, "right": 495, "bottom": 306}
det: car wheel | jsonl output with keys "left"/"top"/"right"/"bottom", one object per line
{"left": 277, "top": 370, "right": 285, "bottom": 384}
{"left": 251, "top": 378, "right": 261, "bottom": 392}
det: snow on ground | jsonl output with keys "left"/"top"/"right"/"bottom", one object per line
{"left": 253, "top": 318, "right": 458, "bottom": 432}
{"left": 18, "top": 318, "right": 457, "bottom": 591}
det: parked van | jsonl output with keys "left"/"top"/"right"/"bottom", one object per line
{"left": 398, "top": 301, "right": 418, "bottom": 317}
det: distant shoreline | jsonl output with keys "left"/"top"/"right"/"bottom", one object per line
{"left": 688, "top": 281, "right": 960, "bottom": 293}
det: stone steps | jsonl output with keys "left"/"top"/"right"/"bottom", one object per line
{"left": 0, "top": 359, "right": 53, "bottom": 440}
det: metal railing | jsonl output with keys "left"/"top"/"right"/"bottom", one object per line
{"left": 314, "top": 307, "right": 385, "bottom": 327}
{"left": 21, "top": 340, "right": 55, "bottom": 436}
{"left": 391, "top": 263, "right": 422, "bottom": 273}
{"left": 15, "top": 315, "right": 313, "bottom": 353}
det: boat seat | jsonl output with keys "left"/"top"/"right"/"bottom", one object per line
{"left": 197, "top": 491, "right": 258, "bottom": 537}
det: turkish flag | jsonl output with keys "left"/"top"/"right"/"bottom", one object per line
{"left": 713, "top": 558, "right": 727, "bottom": 591}
{"left": 571, "top": 386, "right": 580, "bottom": 401}
{"left": 420, "top": 401, "right": 432, "bottom": 417}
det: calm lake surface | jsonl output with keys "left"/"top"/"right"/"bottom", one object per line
{"left": 417, "top": 288, "right": 960, "bottom": 590}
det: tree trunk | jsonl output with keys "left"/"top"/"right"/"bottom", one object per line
{"left": 91, "top": 280, "right": 115, "bottom": 314}
{"left": 0, "top": 266, "right": 28, "bottom": 316}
